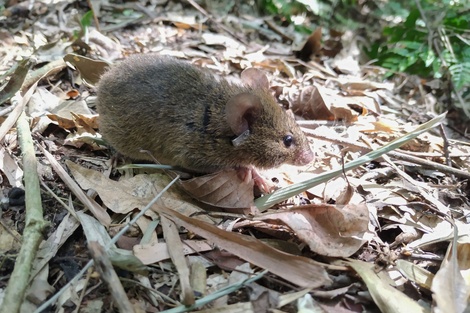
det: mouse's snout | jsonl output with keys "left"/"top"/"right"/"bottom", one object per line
{"left": 296, "top": 147, "right": 314, "bottom": 165}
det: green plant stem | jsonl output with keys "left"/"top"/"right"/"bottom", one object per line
{"left": 0, "top": 111, "right": 48, "bottom": 313}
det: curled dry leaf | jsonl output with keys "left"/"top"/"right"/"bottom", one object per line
{"left": 255, "top": 204, "right": 369, "bottom": 257}
{"left": 291, "top": 85, "right": 358, "bottom": 122}
{"left": 0, "top": 146, "right": 23, "bottom": 187}
{"left": 179, "top": 169, "right": 255, "bottom": 212}
{"left": 431, "top": 238, "right": 470, "bottom": 313}
{"left": 47, "top": 99, "right": 95, "bottom": 130}
{"left": 294, "top": 27, "right": 322, "bottom": 61}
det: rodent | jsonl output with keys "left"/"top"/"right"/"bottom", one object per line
{"left": 96, "top": 54, "right": 313, "bottom": 175}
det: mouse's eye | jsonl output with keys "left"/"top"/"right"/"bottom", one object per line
{"left": 283, "top": 135, "right": 293, "bottom": 148}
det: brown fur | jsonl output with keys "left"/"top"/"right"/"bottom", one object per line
{"left": 96, "top": 55, "right": 313, "bottom": 173}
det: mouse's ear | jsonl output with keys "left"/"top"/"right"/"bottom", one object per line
{"left": 226, "top": 93, "right": 262, "bottom": 135}
{"left": 241, "top": 68, "right": 270, "bottom": 90}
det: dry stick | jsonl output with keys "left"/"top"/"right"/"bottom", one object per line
{"left": 88, "top": 242, "right": 135, "bottom": 313}
{"left": 185, "top": 0, "right": 249, "bottom": 46}
{"left": 305, "top": 131, "right": 470, "bottom": 180}
{"left": 86, "top": 0, "right": 101, "bottom": 32}
{"left": 0, "top": 110, "right": 48, "bottom": 313}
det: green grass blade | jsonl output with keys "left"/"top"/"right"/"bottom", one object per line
{"left": 255, "top": 112, "right": 447, "bottom": 210}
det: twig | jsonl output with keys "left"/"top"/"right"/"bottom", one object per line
{"left": 0, "top": 105, "right": 48, "bottom": 313}
{"left": 86, "top": 0, "right": 101, "bottom": 32}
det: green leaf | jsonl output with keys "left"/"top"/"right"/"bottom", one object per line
{"left": 404, "top": 8, "right": 420, "bottom": 28}
{"left": 80, "top": 10, "right": 94, "bottom": 28}
{"left": 450, "top": 62, "right": 470, "bottom": 91}
{"left": 423, "top": 49, "right": 436, "bottom": 67}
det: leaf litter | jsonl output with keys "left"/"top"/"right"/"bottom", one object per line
{"left": 1, "top": 1, "right": 470, "bottom": 312}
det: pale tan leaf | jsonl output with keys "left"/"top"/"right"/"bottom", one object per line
{"left": 63, "top": 53, "right": 110, "bottom": 86}
{"left": 432, "top": 238, "right": 470, "bottom": 313}
{"left": 0, "top": 146, "right": 23, "bottom": 187}
{"left": 134, "top": 240, "right": 213, "bottom": 265}
{"left": 396, "top": 260, "right": 434, "bottom": 290}
{"left": 161, "top": 215, "right": 195, "bottom": 305}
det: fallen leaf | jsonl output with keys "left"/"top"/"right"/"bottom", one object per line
{"left": 0, "top": 146, "right": 23, "bottom": 187}
{"left": 41, "top": 149, "right": 111, "bottom": 226}
{"left": 295, "top": 27, "right": 322, "bottom": 61}
{"left": 179, "top": 169, "right": 255, "bottom": 211}
{"left": 63, "top": 53, "right": 110, "bottom": 86}
{"left": 432, "top": 236, "right": 470, "bottom": 313}
{"left": 161, "top": 215, "right": 195, "bottom": 305}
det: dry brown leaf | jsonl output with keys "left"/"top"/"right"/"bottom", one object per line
{"left": 71, "top": 112, "right": 99, "bottom": 131}
{"left": 340, "top": 80, "right": 395, "bottom": 91}
{"left": 179, "top": 169, "right": 255, "bottom": 211}
{"left": 292, "top": 85, "right": 332, "bottom": 120}
{"left": 47, "top": 99, "right": 96, "bottom": 130}
{"left": 63, "top": 53, "right": 110, "bottom": 86}
{"left": 26, "top": 269, "right": 55, "bottom": 305}
{"left": 343, "top": 96, "right": 380, "bottom": 115}
{"left": 323, "top": 177, "right": 355, "bottom": 205}
{"left": 292, "top": 85, "right": 358, "bottom": 122}
{"left": 358, "top": 119, "right": 400, "bottom": 133}
{"left": 153, "top": 204, "right": 332, "bottom": 288}
{"left": 295, "top": 27, "right": 322, "bottom": 61}
{"left": 0, "top": 219, "right": 21, "bottom": 253}
{"left": 346, "top": 259, "right": 429, "bottom": 313}
{"left": 27, "top": 87, "right": 60, "bottom": 117}
{"left": 256, "top": 204, "right": 369, "bottom": 257}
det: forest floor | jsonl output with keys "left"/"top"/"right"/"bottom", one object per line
{"left": 1, "top": 1, "right": 470, "bottom": 312}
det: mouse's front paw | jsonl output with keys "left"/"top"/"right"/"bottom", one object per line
{"left": 237, "top": 166, "right": 276, "bottom": 194}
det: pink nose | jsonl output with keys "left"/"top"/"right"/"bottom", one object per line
{"left": 297, "top": 148, "right": 314, "bottom": 165}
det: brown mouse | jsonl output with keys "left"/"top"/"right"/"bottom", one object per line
{"left": 96, "top": 55, "right": 313, "bottom": 178}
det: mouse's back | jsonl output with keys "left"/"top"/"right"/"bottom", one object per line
{"left": 97, "top": 55, "right": 239, "bottom": 165}
{"left": 96, "top": 54, "right": 313, "bottom": 172}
